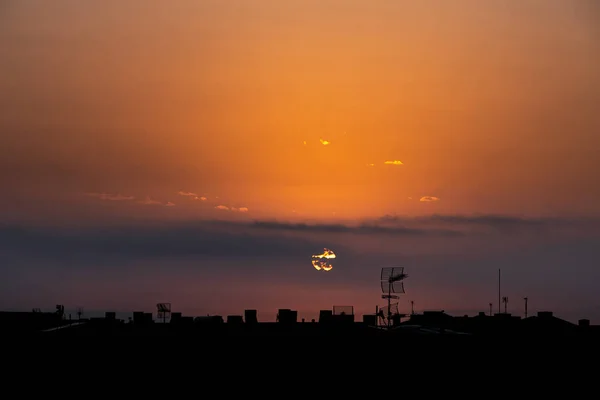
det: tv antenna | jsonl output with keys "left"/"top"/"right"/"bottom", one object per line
{"left": 524, "top": 297, "right": 528, "bottom": 318}
{"left": 502, "top": 296, "right": 508, "bottom": 314}
{"left": 156, "top": 303, "right": 171, "bottom": 323}
{"left": 377, "top": 302, "right": 399, "bottom": 327}
{"left": 379, "top": 267, "right": 408, "bottom": 329}
{"left": 498, "top": 268, "right": 501, "bottom": 314}
{"left": 76, "top": 307, "right": 84, "bottom": 320}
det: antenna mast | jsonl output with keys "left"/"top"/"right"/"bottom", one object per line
{"left": 156, "top": 303, "right": 171, "bottom": 323}
{"left": 524, "top": 297, "right": 528, "bottom": 318}
{"left": 498, "top": 268, "right": 501, "bottom": 314}
{"left": 379, "top": 267, "right": 408, "bottom": 329}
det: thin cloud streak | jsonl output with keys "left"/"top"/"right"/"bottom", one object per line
{"left": 420, "top": 196, "right": 440, "bottom": 202}
{"left": 177, "top": 191, "right": 198, "bottom": 197}
{"left": 215, "top": 205, "right": 249, "bottom": 212}
{"left": 249, "top": 220, "right": 462, "bottom": 237}
{"left": 84, "top": 192, "right": 135, "bottom": 201}
{"left": 138, "top": 197, "right": 174, "bottom": 207}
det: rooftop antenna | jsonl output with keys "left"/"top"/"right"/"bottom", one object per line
{"left": 380, "top": 267, "right": 408, "bottom": 329}
{"left": 410, "top": 300, "right": 414, "bottom": 315}
{"left": 378, "top": 302, "right": 399, "bottom": 328}
{"left": 55, "top": 304, "right": 65, "bottom": 319}
{"left": 524, "top": 297, "right": 528, "bottom": 318}
{"left": 156, "top": 303, "right": 171, "bottom": 323}
{"left": 76, "top": 307, "right": 83, "bottom": 320}
{"left": 498, "top": 268, "right": 501, "bottom": 314}
{"left": 502, "top": 296, "right": 508, "bottom": 314}
{"left": 489, "top": 303, "right": 492, "bottom": 316}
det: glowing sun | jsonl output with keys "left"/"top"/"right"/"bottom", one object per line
{"left": 312, "top": 248, "right": 336, "bottom": 271}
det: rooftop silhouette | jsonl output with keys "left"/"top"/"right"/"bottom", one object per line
{"left": 2, "top": 303, "right": 598, "bottom": 337}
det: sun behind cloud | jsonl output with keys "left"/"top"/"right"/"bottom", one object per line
{"left": 311, "top": 248, "right": 336, "bottom": 272}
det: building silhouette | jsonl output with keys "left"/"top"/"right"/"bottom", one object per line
{"left": 2, "top": 303, "right": 598, "bottom": 337}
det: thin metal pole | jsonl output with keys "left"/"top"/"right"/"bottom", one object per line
{"left": 388, "top": 280, "right": 392, "bottom": 329}
{"left": 498, "top": 269, "right": 501, "bottom": 314}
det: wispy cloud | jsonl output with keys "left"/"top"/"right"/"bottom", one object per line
{"left": 84, "top": 192, "right": 176, "bottom": 207}
{"left": 420, "top": 196, "right": 440, "bottom": 202}
{"left": 249, "top": 220, "right": 461, "bottom": 237}
{"left": 177, "top": 191, "right": 197, "bottom": 197}
{"left": 320, "top": 138, "right": 330, "bottom": 145}
{"left": 384, "top": 160, "right": 403, "bottom": 165}
{"left": 215, "top": 205, "right": 249, "bottom": 212}
{"left": 85, "top": 192, "right": 135, "bottom": 201}
{"left": 138, "top": 197, "right": 174, "bottom": 206}
{"left": 138, "top": 197, "right": 162, "bottom": 205}
{"left": 194, "top": 196, "right": 207, "bottom": 201}
{"left": 375, "top": 213, "right": 600, "bottom": 236}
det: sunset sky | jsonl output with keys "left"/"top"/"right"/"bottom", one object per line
{"left": 1, "top": 0, "right": 599, "bottom": 322}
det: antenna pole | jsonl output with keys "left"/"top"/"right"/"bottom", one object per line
{"left": 387, "top": 281, "right": 392, "bottom": 328}
{"left": 380, "top": 267, "right": 408, "bottom": 330}
{"left": 498, "top": 268, "right": 501, "bottom": 314}
{"left": 411, "top": 300, "right": 414, "bottom": 315}
{"left": 489, "top": 303, "right": 492, "bottom": 316}
{"left": 524, "top": 297, "right": 528, "bottom": 318}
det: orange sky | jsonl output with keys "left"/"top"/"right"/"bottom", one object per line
{"left": 1, "top": 0, "right": 599, "bottom": 222}
{"left": 1, "top": 1, "right": 600, "bottom": 321}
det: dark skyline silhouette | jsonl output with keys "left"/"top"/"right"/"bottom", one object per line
{"left": 3, "top": 301, "right": 599, "bottom": 337}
